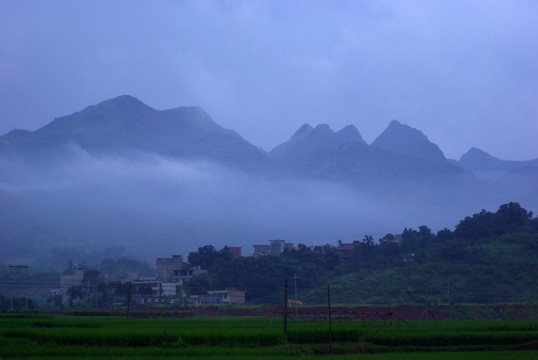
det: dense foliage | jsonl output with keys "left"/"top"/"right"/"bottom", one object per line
{"left": 188, "top": 202, "right": 537, "bottom": 304}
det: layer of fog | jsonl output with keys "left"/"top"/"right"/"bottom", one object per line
{"left": 1, "top": 147, "right": 535, "bottom": 266}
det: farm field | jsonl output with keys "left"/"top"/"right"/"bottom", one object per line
{"left": 1, "top": 313, "right": 537, "bottom": 359}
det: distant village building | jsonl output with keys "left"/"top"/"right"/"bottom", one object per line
{"left": 270, "top": 239, "right": 286, "bottom": 254}
{"left": 253, "top": 244, "right": 271, "bottom": 256}
{"left": 156, "top": 255, "right": 208, "bottom": 285}
{"left": 132, "top": 277, "right": 163, "bottom": 304}
{"left": 52, "top": 265, "right": 84, "bottom": 304}
{"left": 228, "top": 246, "right": 242, "bottom": 258}
{"left": 156, "top": 255, "right": 184, "bottom": 282}
{"left": 176, "top": 266, "right": 208, "bottom": 286}
{"left": 336, "top": 240, "right": 360, "bottom": 259}
{"left": 61, "top": 265, "right": 84, "bottom": 288}
{"left": 253, "top": 239, "right": 294, "bottom": 256}
{"left": 190, "top": 288, "right": 246, "bottom": 306}
{"left": 51, "top": 254, "right": 245, "bottom": 307}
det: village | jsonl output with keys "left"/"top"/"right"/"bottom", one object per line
{"left": 49, "top": 238, "right": 370, "bottom": 307}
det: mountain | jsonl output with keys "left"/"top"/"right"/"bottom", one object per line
{"left": 269, "top": 122, "right": 464, "bottom": 189}
{"left": 1, "top": 95, "right": 536, "bottom": 266}
{"left": 0, "top": 95, "right": 270, "bottom": 171}
{"left": 459, "top": 147, "right": 538, "bottom": 173}
{"left": 371, "top": 120, "right": 447, "bottom": 163}
{"left": 269, "top": 123, "right": 366, "bottom": 160}
{"left": 335, "top": 125, "right": 367, "bottom": 145}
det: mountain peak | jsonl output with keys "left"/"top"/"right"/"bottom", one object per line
{"left": 459, "top": 147, "right": 505, "bottom": 172}
{"left": 388, "top": 119, "right": 402, "bottom": 127}
{"left": 92, "top": 94, "right": 154, "bottom": 113}
{"left": 461, "top": 147, "right": 491, "bottom": 159}
{"left": 269, "top": 123, "right": 338, "bottom": 159}
{"left": 312, "top": 123, "right": 334, "bottom": 135}
{"left": 336, "top": 125, "right": 367, "bottom": 145}
{"left": 292, "top": 123, "right": 314, "bottom": 139}
{"left": 371, "top": 120, "right": 446, "bottom": 162}
{"left": 0, "top": 95, "right": 270, "bottom": 170}
{"left": 104, "top": 94, "right": 142, "bottom": 103}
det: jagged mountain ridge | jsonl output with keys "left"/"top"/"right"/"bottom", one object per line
{"left": 3, "top": 95, "right": 537, "bottom": 184}
{"left": 1, "top": 95, "right": 536, "bottom": 182}
{"left": 269, "top": 121, "right": 464, "bottom": 189}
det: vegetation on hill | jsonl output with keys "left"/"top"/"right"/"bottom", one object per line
{"left": 188, "top": 202, "right": 537, "bottom": 305}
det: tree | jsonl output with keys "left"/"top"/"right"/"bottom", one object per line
{"left": 454, "top": 209, "right": 494, "bottom": 239}
{"left": 436, "top": 228, "right": 453, "bottom": 242}
{"left": 320, "top": 245, "right": 341, "bottom": 271}
{"left": 493, "top": 202, "right": 532, "bottom": 235}
{"left": 188, "top": 245, "right": 220, "bottom": 269}
{"left": 188, "top": 274, "right": 212, "bottom": 295}
{"left": 401, "top": 228, "right": 419, "bottom": 253}
{"left": 218, "top": 247, "right": 234, "bottom": 263}
{"left": 378, "top": 233, "right": 400, "bottom": 257}
{"left": 66, "top": 286, "right": 85, "bottom": 306}
{"left": 417, "top": 226, "right": 434, "bottom": 248}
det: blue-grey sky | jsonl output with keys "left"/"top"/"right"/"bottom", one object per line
{"left": 1, "top": 0, "right": 537, "bottom": 160}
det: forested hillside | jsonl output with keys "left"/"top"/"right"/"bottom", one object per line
{"left": 188, "top": 202, "right": 538, "bottom": 304}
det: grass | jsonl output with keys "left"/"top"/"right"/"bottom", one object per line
{"left": 0, "top": 313, "right": 537, "bottom": 359}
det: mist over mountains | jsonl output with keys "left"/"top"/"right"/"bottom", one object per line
{"left": 1, "top": 95, "right": 536, "bottom": 265}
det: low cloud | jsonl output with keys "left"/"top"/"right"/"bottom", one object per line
{"left": 2, "top": 147, "right": 533, "bottom": 265}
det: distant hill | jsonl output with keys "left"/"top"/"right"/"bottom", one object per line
{"left": 371, "top": 120, "right": 447, "bottom": 163}
{"left": 0, "top": 95, "right": 270, "bottom": 171}
{"left": 459, "top": 147, "right": 538, "bottom": 173}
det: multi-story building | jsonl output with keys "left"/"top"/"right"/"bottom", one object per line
{"left": 190, "top": 288, "right": 246, "bottom": 306}
{"left": 228, "top": 246, "right": 242, "bottom": 258}
{"left": 253, "top": 244, "right": 271, "bottom": 256}
{"left": 336, "top": 240, "right": 360, "bottom": 259}
{"left": 54, "top": 265, "right": 84, "bottom": 304}
{"left": 253, "top": 239, "right": 294, "bottom": 256}
{"left": 156, "top": 255, "right": 184, "bottom": 282}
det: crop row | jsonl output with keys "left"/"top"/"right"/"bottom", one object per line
{"left": 2, "top": 315, "right": 538, "bottom": 350}
{"left": 363, "top": 331, "right": 538, "bottom": 346}
{"left": 3, "top": 328, "right": 284, "bottom": 347}
{"left": 5, "top": 327, "right": 538, "bottom": 349}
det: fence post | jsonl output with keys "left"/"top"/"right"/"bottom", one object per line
{"left": 9, "top": 265, "right": 14, "bottom": 311}
{"left": 284, "top": 277, "right": 288, "bottom": 342}
{"left": 328, "top": 284, "right": 332, "bottom": 353}
{"left": 126, "top": 283, "right": 132, "bottom": 319}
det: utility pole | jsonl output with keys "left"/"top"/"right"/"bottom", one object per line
{"left": 447, "top": 279, "right": 450, "bottom": 304}
{"left": 24, "top": 266, "right": 28, "bottom": 309}
{"left": 328, "top": 284, "right": 332, "bottom": 353}
{"left": 420, "top": 289, "right": 429, "bottom": 321}
{"left": 283, "top": 278, "right": 288, "bottom": 342}
{"left": 9, "top": 265, "right": 13, "bottom": 311}
{"left": 294, "top": 273, "right": 297, "bottom": 318}
{"left": 126, "top": 283, "right": 132, "bottom": 319}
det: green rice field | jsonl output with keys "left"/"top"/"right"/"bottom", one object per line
{"left": 1, "top": 313, "right": 537, "bottom": 359}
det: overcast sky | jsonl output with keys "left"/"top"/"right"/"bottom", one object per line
{"left": 1, "top": 0, "right": 536, "bottom": 160}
